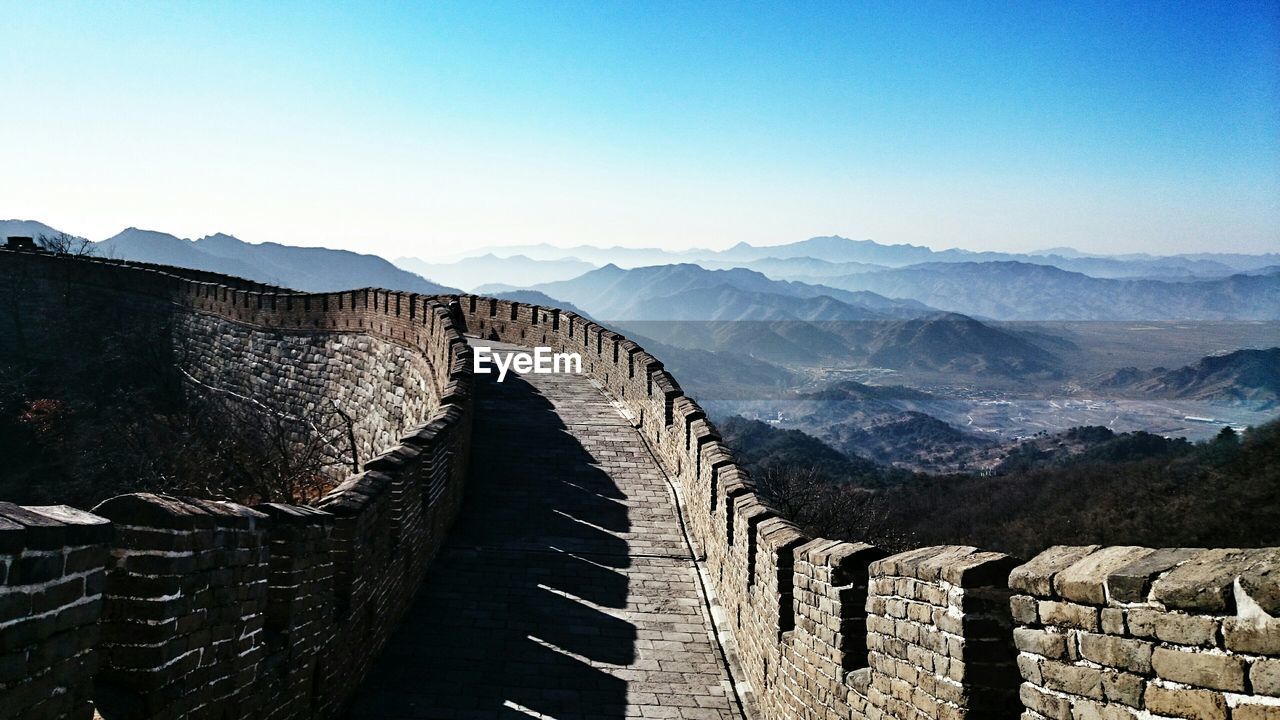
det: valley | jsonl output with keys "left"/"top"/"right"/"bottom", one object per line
{"left": 6, "top": 221, "right": 1276, "bottom": 477}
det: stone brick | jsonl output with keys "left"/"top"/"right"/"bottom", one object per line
{"left": 1252, "top": 658, "right": 1280, "bottom": 697}
{"left": 1143, "top": 684, "right": 1227, "bottom": 720}
{"left": 1152, "top": 548, "right": 1279, "bottom": 613}
{"left": 1100, "top": 608, "right": 1124, "bottom": 635}
{"left": 1039, "top": 601, "right": 1099, "bottom": 631}
{"left": 1104, "top": 547, "right": 1196, "bottom": 603}
{"left": 1151, "top": 647, "right": 1246, "bottom": 692}
{"left": 1055, "top": 546, "right": 1152, "bottom": 605}
{"left": 1010, "top": 546, "right": 1101, "bottom": 598}
{"left": 1125, "top": 608, "right": 1218, "bottom": 646}
{"left": 1041, "top": 660, "right": 1103, "bottom": 700}
{"left": 1019, "top": 683, "right": 1070, "bottom": 720}
{"left": 1077, "top": 632, "right": 1152, "bottom": 674}
{"left": 1013, "top": 628, "right": 1068, "bottom": 659}
{"left": 1232, "top": 703, "right": 1280, "bottom": 720}
{"left": 1224, "top": 615, "right": 1280, "bottom": 655}
{"left": 1011, "top": 594, "right": 1039, "bottom": 625}
{"left": 1100, "top": 670, "right": 1143, "bottom": 707}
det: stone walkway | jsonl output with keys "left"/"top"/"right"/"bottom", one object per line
{"left": 348, "top": 342, "right": 742, "bottom": 720}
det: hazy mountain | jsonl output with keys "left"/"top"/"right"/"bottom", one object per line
{"left": 618, "top": 312, "right": 1064, "bottom": 380}
{"left": 785, "top": 380, "right": 994, "bottom": 470}
{"left": 823, "top": 412, "right": 993, "bottom": 470}
{"left": 715, "top": 236, "right": 940, "bottom": 266}
{"left": 497, "top": 263, "right": 927, "bottom": 321}
{"left": 94, "top": 229, "right": 458, "bottom": 294}
{"left": 1, "top": 219, "right": 85, "bottom": 244}
{"left": 822, "top": 262, "right": 1280, "bottom": 320}
{"left": 1097, "top": 348, "right": 1280, "bottom": 410}
{"left": 616, "top": 319, "right": 857, "bottom": 364}
{"left": 699, "top": 256, "right": 888, "bottom": 281}
{"left": 192, "top": 233, "right": 459, "bottom": 293}
{"left": 465, "top": 235, "right": 1278, "bottom": 280}
{"left": 717, "top": 416, "right": 887, "bottom": 481}
{"left": 460, "top": 242, "right": 700, "bottom": 268}
{"left": 858, "top": 313, "right": 1064, "bottom": 377}
{"left": 99, "top": 229, "right": 263, "bottom": 278}
{"left": 615, "top": 330, "right": 799, "bottom": 401}
{"left": 395, "top": 254, "right": 596, "bottom": 292}
{"left": 484, "top": 290, "right": 591, "bottom": 319}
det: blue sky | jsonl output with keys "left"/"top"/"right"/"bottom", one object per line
{"left": 2, "top": 1, "right": 1277, "bottom": 258}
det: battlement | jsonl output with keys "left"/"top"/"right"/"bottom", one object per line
{"left": 1, "top": 251, "right": 1277, "bottom": 720}
{"left": 455, "top": 293, "right": 1280, "bottom": 720}
{"left": 1, "top": 249, "right": 473, "bottom": 719}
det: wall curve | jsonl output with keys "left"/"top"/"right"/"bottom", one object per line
{"left": 455, "top": 294, "right": 1280, "bottom": 720}
{"left": 0, "top": 248, "right": 473, "bottom": 720}
{"left": 1, "top": 250, "right": 1276, "bottom": 720}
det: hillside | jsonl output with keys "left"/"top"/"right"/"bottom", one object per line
{"left": 99, "top": 228, "right": 261, "bottom": 278}
{"left": 779, "top": 379, "right": 994, "bottom": 470}
{"left": 101, "top": 228, "right": 458, "bottom": 294}
{"left": 503, "top": 263, "right": 923, "bottom": 321}
{"left": 0, "top": 219, "right": 87, "bottom": 244}
{"left": 396, "top": 253, "right": 596, "bottom": 292}
{"left": 856, "top": 312, "right": 1064, "bottom": 377}
{"left": 467, "top": 235, "right": 1279, "bottom": 278}
{"left": 825, "top": 261, "right": 1280, "bottom": 320}
{"left": 1097, "top": 347, "right": 1280, "bottom": 410}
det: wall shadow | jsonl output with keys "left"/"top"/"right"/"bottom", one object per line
{"left": 347, "top": 364, "right": 637, "bottom": 719}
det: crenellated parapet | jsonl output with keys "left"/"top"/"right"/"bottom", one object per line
{"left": 0, "top": 248, "right": 474, "bottom": 720}
{"left": 2, "top": 251, "right": 1277, "bottom": 720}
{"left": 454, "top": 293, "right": 1280, "bottom": 720}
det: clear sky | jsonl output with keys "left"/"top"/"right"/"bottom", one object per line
{"left": 2, "top": 1, "right": 1278, "bottom": 259}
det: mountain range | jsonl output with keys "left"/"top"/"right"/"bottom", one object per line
{"left": 1094, "top": 347, "right": 1280, "bottom": 410}
{"left": 479, "top": 263, "right": 930, "bottom": 322}
{"left": 445, "top": 237, "right": 1279, "bottom": 322}
{"left": 445, "top": 234, "right": 1279, "bottom": 277}
{"left": 1, "top": 221, "right": 457, "bottom": 295}
{"left": 817, "top": 261, "right": 1280, "bottom": 321}
{"left": 395, "top": 253, "right": 595, "bottom": 292}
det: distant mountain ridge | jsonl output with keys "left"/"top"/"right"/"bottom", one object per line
{"left": 395, "top": 253, "right": 596, "bottom": 292}
{"left": 820, "top": 261, "right": 1280, "bottom": 321}
{"left": 489, "top": 263, "right": 929, "bottom": 321}
{"left": 467, "top": 234, "right": 1279, "bottom": 277}
{"left": 1095, "top": 347, "right": 1280, "bottom": 410}
{"left": 2, "top": 221, "right": 457, "bottom": 295}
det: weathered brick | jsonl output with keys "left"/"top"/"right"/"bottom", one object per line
{"left": 1077, "top": 632, "right": 1152, "bottom": 674}
{"left": 1009, "top": 546, "right": 1100, "bottom": 598}
{"left": 1038, "top": 601, "right": 1099, "bottom": 631}
{"left": 1013, "top": 628, "right": 1068, "bottom": 659}
{"left": 1143, "top": 684, "right": 1227, "bottom": 720}
{"left": 1151, "top": 647, "right": 1246, "bottom": 692}
{"left": 1252, "top": 658, "right": 1280, "bottom": 697}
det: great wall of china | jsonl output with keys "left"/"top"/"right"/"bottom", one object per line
{"left": 1, "top": 246, "right": 1277, "bottom": 720}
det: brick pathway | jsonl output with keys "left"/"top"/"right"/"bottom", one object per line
{"left": 348, "top": 342, "right": 742, "bottom": 720}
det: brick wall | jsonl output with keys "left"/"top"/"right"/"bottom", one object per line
{"left": 454, "top": 294, "right": 1280, "bottom": 720}
{"left": 1011, "top": 545, "right": 1280, "bottom": 720}
{"left": 0, "top": 249, "right": 474, "bottom": 719}
{"left": 0, "top": 504, "right": 110, "bottom": 720}
{"left": 2, "top": 253, "right": 1277, "bottom": 720}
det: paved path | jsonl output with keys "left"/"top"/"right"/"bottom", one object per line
{"left": 348, "top": 342, "right": 741, "bottom": 720}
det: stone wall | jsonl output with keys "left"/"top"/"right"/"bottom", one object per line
{"left": 455, "top": 294, "right": 1280, "bottom": 720}
{"left": 2, "top": 252, "right": 1277, "bottom": 720}
{"left": 0, "top": 249, "right": 474, "bottom": 720}
{"left": 0, "top": 504, "right": 110, "bottom": 720}
{"left": 1011, "top": 545, "right": 1280, "bottom": 720}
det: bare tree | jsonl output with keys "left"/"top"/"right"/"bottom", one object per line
{"left": 37, "top": 232, "right": 96, "bottom": 257}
